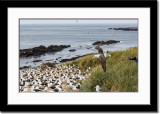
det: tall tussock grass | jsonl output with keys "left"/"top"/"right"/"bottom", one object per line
{"left": 64, "top": 55, "right": 101, "bottom": 72}
{"left": 66, "top": 47, "right": 138, "bottom": 92}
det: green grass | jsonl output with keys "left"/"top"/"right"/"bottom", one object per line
{"left": 63, "top": 54, "right": 101, "bottom": 72}
{"left": 63, "top": 47, "right": 138, "bottom": 92}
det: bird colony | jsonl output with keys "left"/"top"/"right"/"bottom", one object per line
{"left": 19, "top": 64, "right": 91, "bottom": 92}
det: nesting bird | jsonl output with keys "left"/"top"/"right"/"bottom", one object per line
{"left": 104, "top": 51, "right": 111, "bottom": 57}
{"left": 95, "top": 85, "right": 101, "bottom": 92}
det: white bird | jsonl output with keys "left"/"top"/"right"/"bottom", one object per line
{"left": 78, "top": 75, "right": 82, "bottom": 80}
{"left": 34, "top": 86, "right": 41, "bottom": 92}
{"left": 93, "top": 51, "right": 111, "bottom": 59}
{"left": 35, "top": 86, "right": 39, "bottom": 90}
{"left": 49, "top": 78, "right": 52, "bottom": 82}
{"left": 33, "top": 81, "right": 38, "bottom": 85}
{"left": 57, "top": 80, "right": 62, "bottom": 85}
{"left": 104, "top": 52, "right": 111, "bottom": 57}
{"left": 31, "top": 86, "right": 35, "bottom": 92}
{"left": 48, "top": 83, "right": 54, "bottom": 88}
{"left": 44, "top": 87, "right": 48, "bottom": 91}
{"left": 76, "top": 83, "right": 81, "bottom": 89}
{"left": 38, "top": 81, "right": 42, "bottom": 85}
{"left": 69, "top": 83, "right": 73, "bottom": 86}
{"left": 82, "top": 77, "right": 86, "bottom": 80}
{"left": 72, "top": 85, "right": 78, "bottom": 90}
{"left": 67, "top": 79, "right": 70, "bottom": 83}
{"left": 48, "top": 89, "right": 55, "bottom": 92}
{"left": 24, "top": 82, "right": 31, "bottom": 87}
{"left": 95, "top": 85, "right": 101, "bottom": 92}
{"left": 93, "top": 54, "right": 100, "bottom": 58}
{"left": 23, "top": 87, "right": 30, "bottom": 92}
{"left": 86, "top": 69, "right": 89, "bottom": 73}
{"left": 57, "top": 87, "right": 62, "bottom": 92}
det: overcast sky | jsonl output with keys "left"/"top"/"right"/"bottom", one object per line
{"left": 20, "top": 19, "right": 137, "bottom": 25}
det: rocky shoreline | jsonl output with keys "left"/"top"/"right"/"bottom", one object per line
{"left": 60, "top": 54, "right": 89, "bottom": 63}
{"left": 20, "top": 54, "right": 91, "bottom": 69}
{"left": 20, "top": 45, "right": 71, "bottom": 57}
{"left": 20, "top": 65, "right": 31, "bottom": 69}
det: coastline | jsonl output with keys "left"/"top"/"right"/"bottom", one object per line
{"left": 20, "top": 53, "right": 94, "bottom": 70}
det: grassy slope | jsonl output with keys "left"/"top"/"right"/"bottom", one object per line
{"left": 63, "top": 47, "right": 138, "bottom": 92}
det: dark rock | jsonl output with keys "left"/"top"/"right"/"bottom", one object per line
{"left": 33, "top": 60, "right": 42, "bottom": 62}
{"left": 109, "top": 27, "right": 138, "bottom": 31}
{"left": 20, "top": 65, "right": 31, "bottom": 69}
{"left": 46, "top": 59, "right": 53, "bottom": 61}
{"left": 92, "top": 40, "right": 120, "bottom": 45}
{"left": 48, "top": 45, "right": 70, "bottom": 52}
{"left": 60, "top": 55, "right": 87, "bottom": 63}
{"left": 20, "top": 45, "right": 71, "bottom": 57}
{"left": 32, "top": 45, "right": 47, "bottom": 56}
{"left": 69, "top": 49, "right": 76, "bottom": 52}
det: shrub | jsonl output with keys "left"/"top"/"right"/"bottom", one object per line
{"left": 40, "top": 62, "right": 56, "bottom": 71}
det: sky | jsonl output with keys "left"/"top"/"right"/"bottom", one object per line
{"left": 20, "top": 19, "right": 137, "bottom": 25}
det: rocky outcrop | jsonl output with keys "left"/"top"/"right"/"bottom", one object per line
{"left": 109, "top": 27, "right": 138, "bottom": 31}
{"left": 92, "top": 40, "right": 120, "bottom": 45}
{"left": 33, "top": 60, "right": 42, "bottom": 62}
{"left": 69, "top": 49, "right": 76, "bottom": 52}
{"left": 20, "top": 65, "right": 31, "bottom": 69}
{"left": 20, "top": 45, "right": 71, "bottom": 57}
{"left": 60, "top": 55, "right": 87, "bottom": 63}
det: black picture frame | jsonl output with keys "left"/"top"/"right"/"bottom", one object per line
{"left": 2, "top": 0, "right": 157, "bottom": 112}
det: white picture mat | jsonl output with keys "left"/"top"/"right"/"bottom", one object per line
{"left": 8, "top": 8, "right": 150, "bottom": 105}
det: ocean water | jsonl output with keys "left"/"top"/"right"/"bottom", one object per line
{"left": 20, "top": 23, "right": 138, "bottom": 67}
